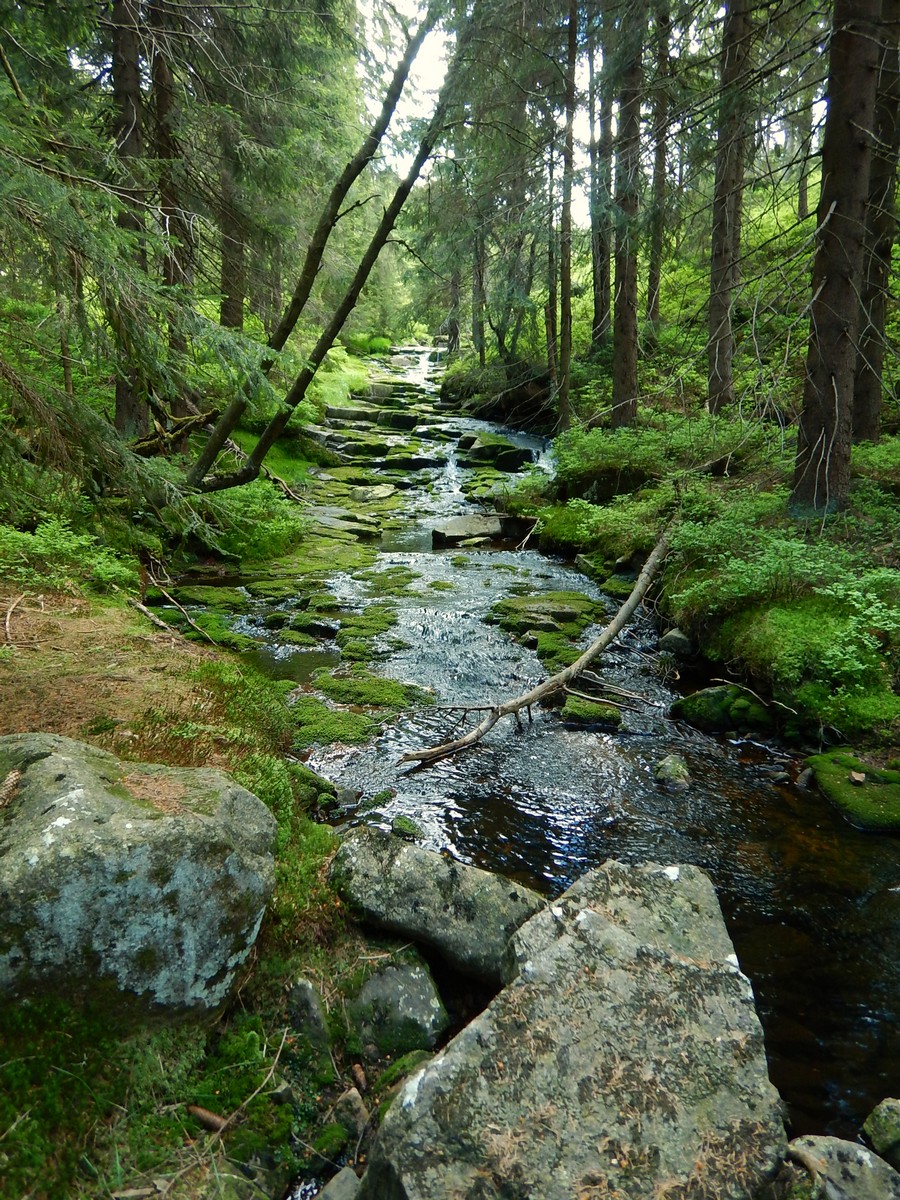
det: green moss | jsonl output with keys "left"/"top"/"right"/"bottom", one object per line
{"left": 173, "top": 610, "right": 259, "bottom": 651}
{"left": 290, "top": 695, "right": 377, "bottom": 747}
{"left": 312, "top": 668, "right": 431, "bottom": 709}
{"left": 374, "top": 1050, "right": 432, "bottom": 1094}
{"left": 310, "top": 1121, "right": 350, "bottom": 1163}
{"left": 599, "top": 574, "right": 637, "bottom": 599}
{"left": 670, "top": 685, "right": 772, "bottom": 732}
{"left": 165, "top": 585, "right": 251, "bottom": 612}
{"left": 534, "top": 631, "right": 582, "bottom": 671}
{"left": 806, "top": 751, "right": 900, "bottom": 831}
{"left": 450, "top": 554, "right": 471, "bottom": 568}
{"left": 428, "top": 579, "right": 455, "bottom": 591}
{"left": 352, "top": 564, "right": 422, "bottom": 597}
{"left": 560, "top": 696, "right": 622, "bottom": 727}
{"left": 278, "top": 629, "right": 319, "bottom": 647}
{"left": 391, "top": 814, "right": 424, "bottom": 840}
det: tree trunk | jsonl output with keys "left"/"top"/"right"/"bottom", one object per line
{"left": 557, "top": 0, "right": 578, "bottom": 431}
{"left": 111, "top": 0, "right": 148, "bottom": 439}
{"left": 645, "top": 3, "right": 670, "bottom": 339}
{"left": 546, "top": 148, "right": 559, "bottom": 391}
{"left": 447, "top": 268, "right": 461, "bottom": 355}
{"left": 149, "top": 0, "right": 191, "bottom": 422}
{"left": 472, "top": 228, "right": 486, "bottom": 368}
{"left": 790, "top": 0, "right": 881, "bottom": 515}
{"left": 707, "top": 0, "right": 752, "bottom": 414}
{"left": 611, "top": 4, "right": 644, "bottom": 428}
{"left": 853, "top": 0, "right": 900, "bottom": 443}
{"left": 588, "top": 9, "right": 613, "bottom": 350}
{"left": 219, "top": 158, "right": 245, "bottom": 331}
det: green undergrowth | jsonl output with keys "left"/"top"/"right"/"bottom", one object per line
{"left": 518, "top": 415, "right": 900, "bottom": 746}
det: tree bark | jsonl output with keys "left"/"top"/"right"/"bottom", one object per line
{"left": 588, "top": 9, "right": 613, "bottom": 350}
{"left": 611, "top": 3, "right": 645, "bottom": 428}
{"left": 645, "top": 3, "right": 670, "bottom": 338}
{"left": 790, "top": 0, "right": 881, "bottom": 515}
{"left": 707, "top": 0, "right": 752, "bottom": 414}
{"left": 557, "top": 0, "right": 578, "bottom": 431}
{"left": 111, "top": 0, "right": 148, "bottom": 439}
{"left": 545, "top": 147, "right": 559, "bottom": 391}
{"left": 853, "top": 0, "right": 900, "bottom": 443}
{"left": 219, "top": 156, "right": 245, "bottom": 331}
{"left": 447, "top": 268, "right": 461, "bottom": 355}
{"left": 398, "top": 527, "right": 671, "bottom": 767}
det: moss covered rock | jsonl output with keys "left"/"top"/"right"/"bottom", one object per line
{"left": 806, "top": 751, "right": 900, "bottom": 831}
{"left": 0, "top": 734, "right": 275, "bottom": 1013}
{"left": 560, "top": 696, "right": 622, "bottom": 728}
{"left": 670, "top": 685, "right": 773, "bottom": 733}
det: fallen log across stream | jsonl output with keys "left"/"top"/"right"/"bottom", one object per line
{"left": 397, "top": 526, "right": 672, "bottom": 767}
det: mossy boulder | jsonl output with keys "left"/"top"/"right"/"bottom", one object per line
{"left": 863, "top": 1097, "right": 900, "bottom": 1170}
{"left": 806, "top": 751, "right": 900, "bottom": 831}
{"left": 488, "top": 590, "right": 602, "bottom": 637}
{"left": 670, "top": 685, "right": 773, "bottom": 733}
{"left": 0, "top": 734, "right": 275, "bottom": 1014}
{"left": 457, "top": 432, "right": 532, "bottom": 472}
{"left": 560, "top": 696, "right": 622, "bottom": 728}
{"left": 349, "top": 961, "right": 449, "bottom": 1058}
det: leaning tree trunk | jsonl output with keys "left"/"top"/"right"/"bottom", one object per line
{"left": 853, "top": 0, "right": 900, "bottom": 444}
{"left": 557, "top": 0, "right": 578, "bottom": 431}
{"left": 611, "top": 2, "right": 645, "bottom": 428}
{"left": 111, "top": 0, "right": 148, "bottom": 439}
{"left": 790, "top": 0, "right": 881, "bottom": 515}
{"left": 707, "top": 0, "right": 752, "bottom": 414}
{"left": 196, "top": 16, "right": 476, "bottom": 492}
{"left": 187, "top": 6, "right": 439, "bottom": 487}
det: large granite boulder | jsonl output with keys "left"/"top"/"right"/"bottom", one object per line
{"left": 328, "top": 827, "right": 545, "bottom": 985}
{"left": 0, "top": 733, "right": 276, "bottom": 1013}
{"left": 357, "top": 860, "right": 786, "bottom": 1200}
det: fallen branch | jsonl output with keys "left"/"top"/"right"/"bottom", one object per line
{"left": 126, "top": 598, "right": 198, "bottom": 646}
{"left": 4, "top": 593, "right": 24, "bottom": 643}
{"left": 398, "top": 527, "right": 672, "bottom": 767}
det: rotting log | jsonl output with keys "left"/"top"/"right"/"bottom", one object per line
{"left": 397, "top": 527, "right": 672, "bottom": 767}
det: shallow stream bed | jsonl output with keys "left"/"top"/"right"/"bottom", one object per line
{"left": 292, "top": 349, "right": 899, "bottom": 1138}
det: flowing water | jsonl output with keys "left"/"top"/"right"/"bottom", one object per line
{"left": 295, "top": 348, "right": 900, "bottom": 1138}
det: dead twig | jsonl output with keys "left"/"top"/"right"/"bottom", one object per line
{"left": 4, "top": 593, "right": 25, "bottom": 643}
{"left": 397, "top": 527, "right": 672, "bottom": 767}
{"left": 145, "top": 586, "right": 217, "bottom": 645}
{"left": 126, "top": 598, "right": 197, "bottom": 645}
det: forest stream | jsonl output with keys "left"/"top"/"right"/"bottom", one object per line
{"left": 228, "top": 348, "right": 899, "bottom": 1142}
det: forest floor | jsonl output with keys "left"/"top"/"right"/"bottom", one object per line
{"left": 0, "top": 591, "right": 209, "bottom": 742}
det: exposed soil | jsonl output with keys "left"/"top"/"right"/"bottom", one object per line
{"left": 0, "top": 591, "right": 210, "bottom": 745}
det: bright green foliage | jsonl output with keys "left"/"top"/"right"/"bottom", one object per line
{"left": 0, "top": 518, "right": 138, "bottom": 592}
{"left": 312, "top": 666, "right": 432, "bottom": 709}
{"left": 535, "top": 486, "right": 676, "bottom": 558}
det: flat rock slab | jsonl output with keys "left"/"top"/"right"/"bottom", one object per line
{"left": 431, "top": 515, "right": 503, "bottom": 546}
{"left": 788, "top": 1136, "right": 900, "bottom": 1199}
{"left": 357, "top": 860, "right": 786, "bottom": 1200}
{"left": 0, "top": 734, "right": 275, "bottom": 1013}
{"left": 328, "top": 827, "right": 545, "bottom": 985}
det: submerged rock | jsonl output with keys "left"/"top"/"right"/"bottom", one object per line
{"left": 357, "top": 860, "right": 786, "bottom": 1200}
{"left": 0, "top": 733, "right": 275, "bottom": 1014}
{"left": 654, "top": 752, "right": 691, "bottom": 792}
{"left": 328, "top": 827, "right": 545, "bottom": 984}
